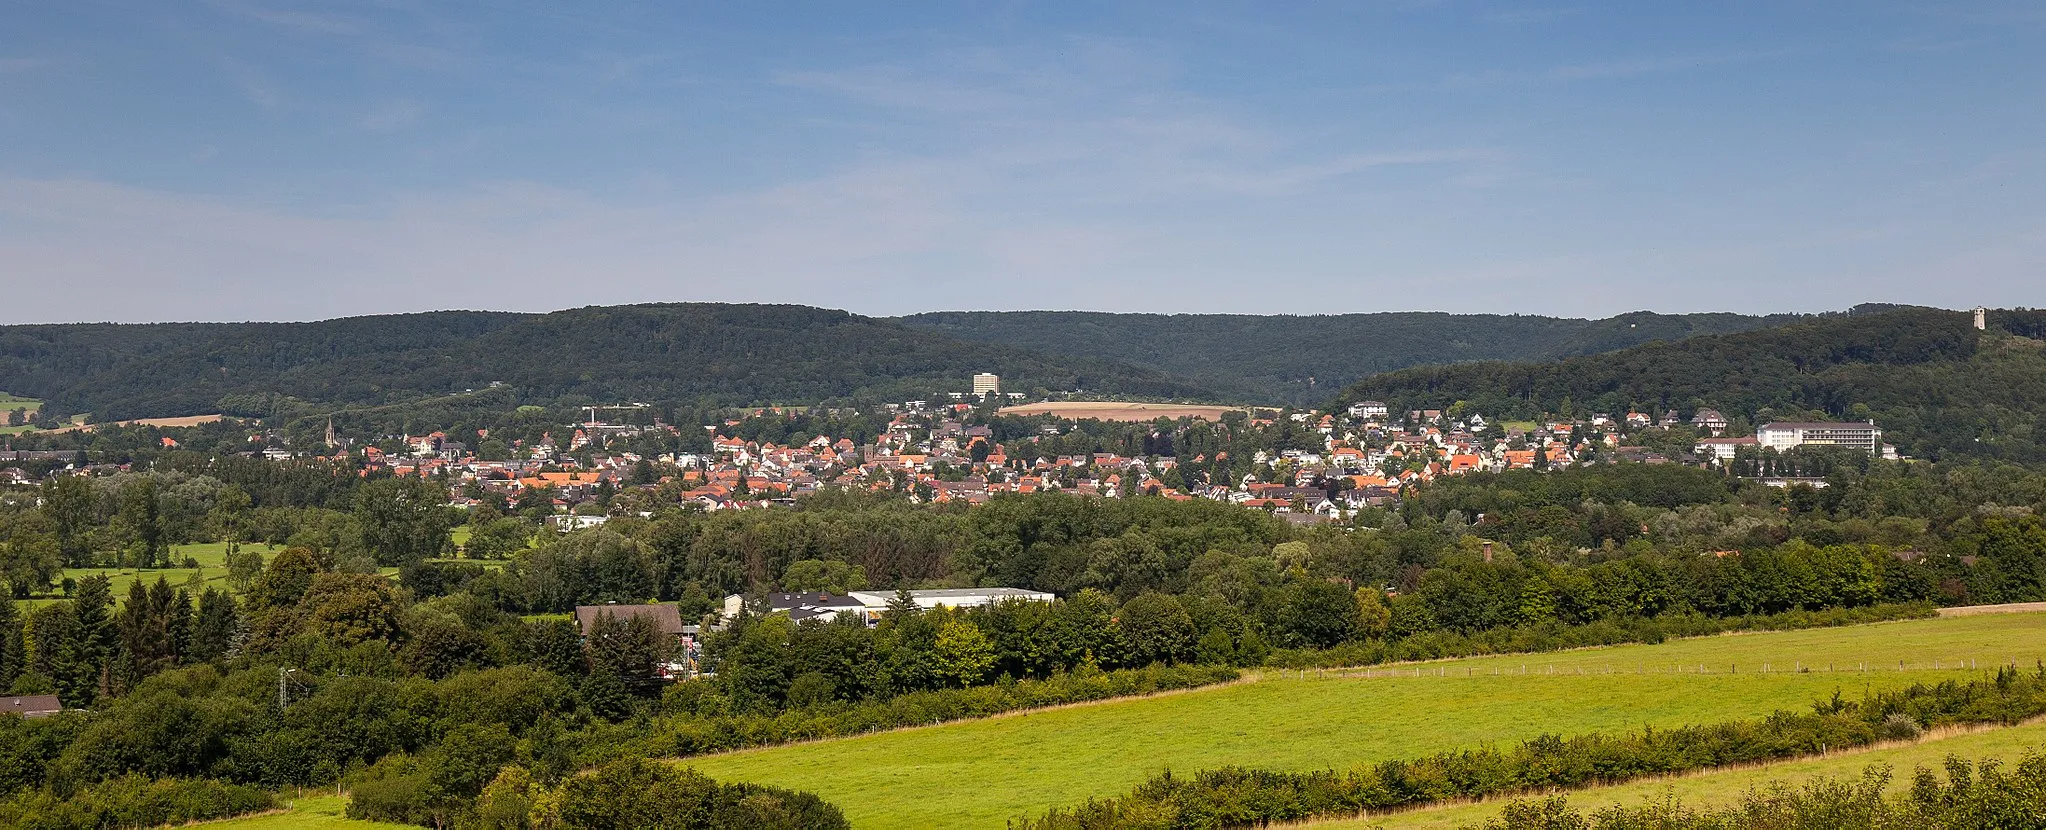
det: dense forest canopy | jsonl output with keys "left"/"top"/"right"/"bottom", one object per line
{"left": 1333, "top": 306, "right": 2046, "bottom": 463}
{"left": 0, "top": 304, "right": 1212, "bottom": 423}
{"left": 2, "top": 303, "right": 1823, "bottom": 426}
{"left": 898, "top": 309, "right": 1802, "bottom": 404}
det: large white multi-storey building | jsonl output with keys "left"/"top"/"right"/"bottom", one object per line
{"left": 1755, "top": 421, "right": 1884, "bottom": 453}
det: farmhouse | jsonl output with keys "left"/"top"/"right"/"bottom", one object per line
{"left": 573, "top": 603, "right": 687, "bottom": 637}
{"left": 1, "top": 695, "right": 61, "bottom": 718}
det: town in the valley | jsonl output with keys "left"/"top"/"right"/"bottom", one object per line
{"left": 4, "top": 371, "right": 1895, "bottom": 527}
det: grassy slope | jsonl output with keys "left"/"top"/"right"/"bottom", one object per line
{"left": 0, "top": 391, "right": 40, "bottom": 435}
{"left": 22, "top": 541, "right": 266, "bottom": 610}
{"left": 198, "top": 795, "right": 412, "bottom": 829}
{"left": 1318, "top": 718, "right": 2046, "bottom": 829}
{"left": 686, "top": 613, "right": 2046, "bottom": 829}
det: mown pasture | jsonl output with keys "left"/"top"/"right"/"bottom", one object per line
{"left": 686, "top": 613, "right": 2046, "bottom": 829}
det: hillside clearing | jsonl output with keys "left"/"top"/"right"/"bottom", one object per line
{"left": 196, "top": 795, "right": 411, "bottom": 829}
{"left": 686, "top": 613, "right": 2046, "bottom": 829}
{"left": 36, "top": 413, "right": 227, "bottom": 434}
{"left": 999, "top": 401, "right": 1246, "bottom": 422}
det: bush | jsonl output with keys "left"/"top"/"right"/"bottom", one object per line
{"left": 545, "top": 757, "right": 847, "bottom": 829}
{"left": 0, "top": 775, "right": 273, "bottom": 829}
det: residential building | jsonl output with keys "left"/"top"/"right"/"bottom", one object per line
{"left": 1695, "top": 436, "right": 1758, "bottom": 462}
{"left": 1347, "top": 400, "right": 1389, "bottom": 419}
{"left": 973, "top": 373, "right": 1001, "bottom": 396}
{"left": 1690, "top": 408, "right": 1729, "bottom": 436}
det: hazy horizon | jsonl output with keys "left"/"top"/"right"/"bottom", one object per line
{"left": 0, "top": 301, "right": 1938, "bottom": 328}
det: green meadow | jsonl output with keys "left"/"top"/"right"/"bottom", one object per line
{"left": 0, "top": 392, "right": 41, "bottom": 435}
{"left": 684, "top": 613, "right": 2046, "bottom": 829}
{"left": 200, "top": 795, "right": 411, "bottom": 830}
{"left": 27, "top": 543, "right": 505, "bottom": 611}
{"left": 24, "top": 541, "right": 268, "bottom": 610}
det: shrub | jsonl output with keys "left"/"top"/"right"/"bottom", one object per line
{"left": 544, "top": 757, "right": 847, "bottom": 830}
{"left": 0, "top": 775, "right": 273, "bottom": 829}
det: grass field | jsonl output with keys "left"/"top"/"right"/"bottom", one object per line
{"left": 685, "top": 613, "right": 2046, "bottom": 829}
{"left": 23, "top": 541, "right": 269, "bottom": 610}
{"left": 0, "top": 392, "right": 41, "bottom": 435}
{"left": 22, "top": 531, "right": 506, "bottom": 610}
{"left": 1318, "top": 717, "right": 2046, "bottom": 829}
{"left": 198, "top": 795, "right": 411, "bottom": 829}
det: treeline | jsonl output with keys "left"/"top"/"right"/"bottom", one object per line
{"left": 0, "top": 303, "right": 1212, "bottom": 423}
{"left": 900, "top": 309, "right": 1796, "bottom": 405}
{"left": 1333, "top": 306, "right": 2046, "bottom": 462}
{"left": 1014, "top": 666, "right": 2046, "bottom": 828}
{"left": 1480, "top": 753, "right": 2046, "bottom": 830}
{"left": 0, "top": 468, "right": 448, "bottom": 599}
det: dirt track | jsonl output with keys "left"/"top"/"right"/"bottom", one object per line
{"left": 1937, "top": 602, "right": 2046, "bottom": 617}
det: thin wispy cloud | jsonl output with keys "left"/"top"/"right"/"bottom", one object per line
{"left": 1436, "top": 48, "right": 1800, "bottom": 88}
{"left": 201, "top": 0, "right": 362, "bottom": 35}
{"left": 1482, "top": 7, "right": 1584, "bottom": 25}
{"left": 358, "top": 99, "right": 426, "bottom": 133}
{"left": 214, "top": 55, "right": 285, "bottom": 110}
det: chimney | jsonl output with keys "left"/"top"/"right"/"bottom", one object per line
{"left": 1483, "top": 542, "right": 1494, "bottom": 563}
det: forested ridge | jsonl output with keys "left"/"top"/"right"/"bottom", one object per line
{"left": 0, "top": 304, "right": 1211, "bottom": 422}
{"left": 1334, "top": 306, "right": 2046, "bottom": 462}
{"left": 898, "top": 309, "right": 1801, "bottom": 404}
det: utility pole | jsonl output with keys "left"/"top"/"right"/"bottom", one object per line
{"left": 277, "top": 667, "right": 296, "bottom": 709}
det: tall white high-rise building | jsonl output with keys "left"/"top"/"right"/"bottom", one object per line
{"left": 972, "top": 373, "right": 1000, "bottom": 396}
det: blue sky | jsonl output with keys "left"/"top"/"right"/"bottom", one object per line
{"left": 2, "top": 1, "right": 2043, "bottom": 323}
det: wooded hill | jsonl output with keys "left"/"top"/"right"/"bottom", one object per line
{"left": 0, "top": 304, "right": 1211, "bottom": 422}
{"left": 1333, "top": 306, "right": 2046, "bottom": 463}
{"left": 897, "top": 309, "right": 1801, "bottom": 404}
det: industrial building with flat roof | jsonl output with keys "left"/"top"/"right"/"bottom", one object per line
{"left": 723, "top": 587, "right": 1054, "bottom": 624}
